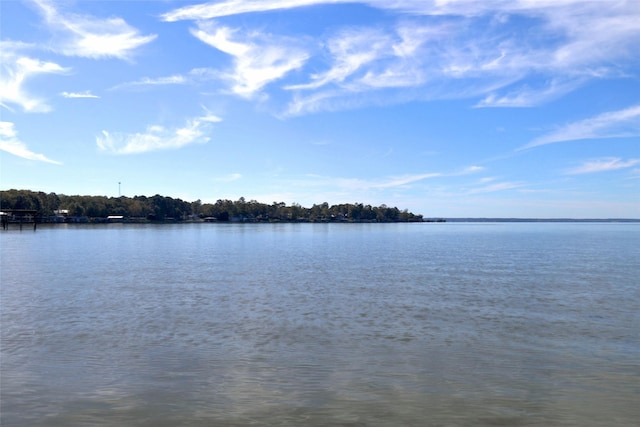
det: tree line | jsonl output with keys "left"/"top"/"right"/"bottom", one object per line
{"left": 0, "top": 189, "right": 424, "bottom": 222}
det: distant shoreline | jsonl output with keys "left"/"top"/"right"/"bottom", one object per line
{"left": 2, "top": 190, "right": 638, "bottom": 225}
{"left": 441, "top": 218, "right": 640, "bottom": 223}
{"left": 4, "top": 218, "right": 638, "bottom": 227}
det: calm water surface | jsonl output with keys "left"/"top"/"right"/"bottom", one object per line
{"left": 1, "top": 223, "right": 638, "bottom": 426}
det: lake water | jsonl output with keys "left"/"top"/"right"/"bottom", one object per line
{"left": 1, "top": 222, "right": 638, "bottom": 426}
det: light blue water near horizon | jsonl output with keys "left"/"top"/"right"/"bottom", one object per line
{"left": 1, "top": 222, "right": 639, "bottom": 426}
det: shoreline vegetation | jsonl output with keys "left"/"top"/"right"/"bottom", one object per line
{"left": 0, "top": 189, "right": 429, "bottom": 224}
{"left": 1, "top": 190, "right": 637, "bottom": 225}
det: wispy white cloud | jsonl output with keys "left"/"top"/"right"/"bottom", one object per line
{"left": 0, "top": 43, "right": 70, "bottom": 113}
{"left": 32, "top": 0, "right": 156, "bottom": 59}
{"left": 284, "top": 90, "right": 347, "bottom": 116}
{"left": 280, "top": 10, "right": 602, "bottom": 115}
{"left": 162, "top": 0, "right": 640, "bottom": 115}
{"left": 191, "top": 22, "right": 309, "bottom": 98}
{"left": 286, "top": 166, "right": 486, "bottom": 195}
{"left": 60, "top": 90, "right": 99, "bottom": 99}
{"left": 215, "top": 173, "right": 243, "bottom": 182}
{"left": 565, "top": 157, "right": 640, "bottom": 175}
{"left": 161, "top": 0, "right": 346, "bottom": 22}
{"left": 292, "top": 171, "right": 442, "bottom": 194}
{"left": 456, "top": 165, "right": 486, "bottom": 175}
{"left": 479, "top": 177, "right": 497, "bottom": 184}
{"left": 286, "top": 27, "right": 395, "bottom": 91}
{"left": 96, "top": 113, "right": 222, "bottom": 155}
{"left": 521, "top": 104, "right": 640, "bottom": 149}
{"left": 476, "top": 78, "right": 586, "bottom": 108}
{"left": 0, "top": 40, "right": 36, "bottom": 51}
{"left": 282, "top": 23, "right": 447, "bottom": 115}
{"left": 0, "top": 121, "right": 61, "bottom": 164}
{"left": 162, "top": 0, "right": 551, "bottom": 22}
{"left": 469, "top": 181, "right": 524, "bottom": 194}
{"left": 372, "top": 173, "right": 442, "bottom": 189}
{"left": 111, "top": 75, "right": 187, "bottom": 90}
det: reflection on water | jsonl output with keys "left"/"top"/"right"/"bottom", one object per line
{"left": 1, "top": 223, "right": 639, "bottom": 426}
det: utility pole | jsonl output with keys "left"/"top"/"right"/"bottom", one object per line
{"left": 118, "top": 182, "right": 121, "bottom": 197}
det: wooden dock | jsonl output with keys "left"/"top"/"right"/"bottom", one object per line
{"left": 1, "top": 209, "right": 39, "bottom": 231}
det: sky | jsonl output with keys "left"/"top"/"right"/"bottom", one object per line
{"left": 1, "top": 0, "right": 639, "bottom": 218}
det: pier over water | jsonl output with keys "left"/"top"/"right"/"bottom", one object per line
{"left": 0, "top": 209, "right": 38, "bottom": 231}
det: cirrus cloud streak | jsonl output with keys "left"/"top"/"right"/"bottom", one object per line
{"left": 565, "top": 158, "right": 640, "bottom": 175}
{"left": 60, "top": 90, "right": 99, "bottom": 99}
{"left": 32, "top": 0, "right": 156, "bottom": 60}
{"left": 0, "top": 44, "right": 70, "bottom": 113}
{"left": 0, "top": 121, "right": 61, "bottom": 164}
{"left": 521, "top": 104, "right": 640, "bottom": 150}
{"left": 191, "top": 22, "right": 309, "bottom": 98}
{"left": 162, "top": 0, "right": 640, "bottom": 115}
{"left": 97, "top": 114, "right": 222, "bottom": 155}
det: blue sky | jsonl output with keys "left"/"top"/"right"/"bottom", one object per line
{"left": 1, "top": 0, "right": 639, "bottom": 218}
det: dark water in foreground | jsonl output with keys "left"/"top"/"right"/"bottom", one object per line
{"left": 1, "top": 223, "right": 638, "bottom": 426}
